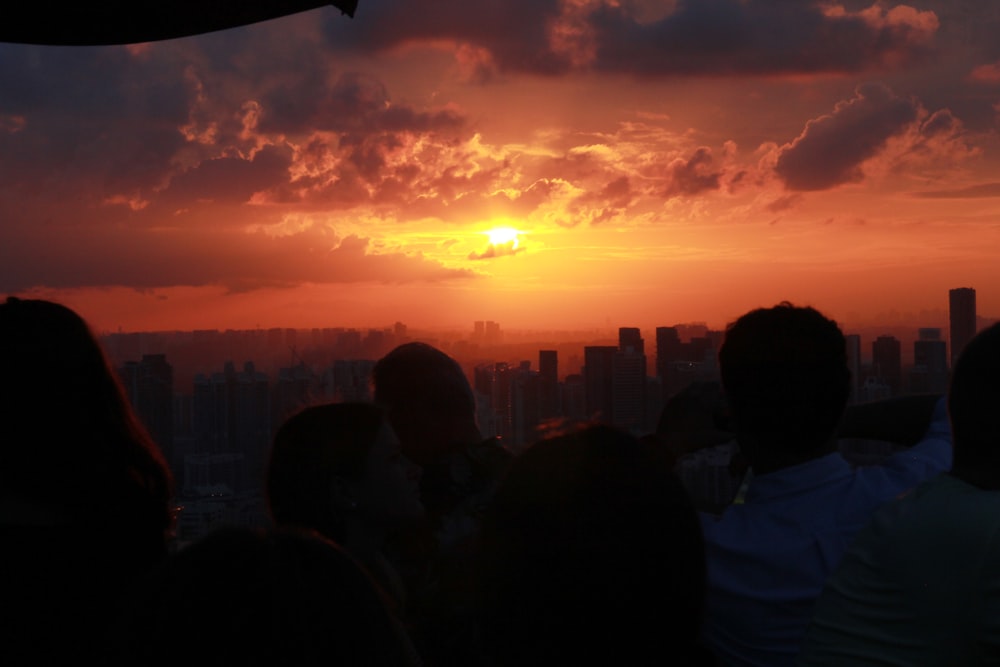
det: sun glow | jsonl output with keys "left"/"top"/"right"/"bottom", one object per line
{"left": 486, "top": 226, "right": 521, "bottom": 248}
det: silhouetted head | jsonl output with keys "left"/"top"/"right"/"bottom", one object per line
{"left": 371, "top": 342, "right": 481, "bottom": 467}
{"left": 108, "top": 526, "right": 419, "bottom": 667}
{"left": 948, "top": 321, "right": 1000, "bottom": 488}
{"left": 0, "top": 296, "right": 173, "bottom": 552}
{"left": 267, "top": 402, "right": 423, "bottom": 545}
{"left": 477, "top": 423, "right": 706, "bottom": 666}
{"left": 719, "top": 302, "right": 850, "bottom": 473}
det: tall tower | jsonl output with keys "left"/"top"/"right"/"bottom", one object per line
{"left": 538, "top": 350, "right": 559, "bottom": 419}
{"left": 584, "top": 346, "right": 616, "bottom": 424}
{"left": 949, "top": 287, "right": 977, "bottom": 366}
{"left": 872, "top": 335, "right": 902, "bottom": 398}
{"left": 912, "top": 328, "right": 948, "bottom": 395}
{"left": 613, "top": 328, "right": 647, "bottom": 434}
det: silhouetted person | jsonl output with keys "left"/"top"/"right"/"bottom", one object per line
{"left": 0, "top": 296, "right": 175, "bottom": 665}
{"left": 700, "top": 302, "right": 952, "bottom": 667}
{"left": 476, "top": 423, "right": 714, "bottom": 667}
{"left": 108, "top": 525, "right": 421, "bottom": 667}
{"left": 266, "top": 401, "right": 424, "bottom": 616}
{"left": 371, "top": 342, "right": 513, "bottom": 666}
{"left": 798, "top": 320, "right": 1000, "bottom": 666}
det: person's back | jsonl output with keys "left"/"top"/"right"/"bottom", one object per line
{"left": 476, "top": 423, "right": 714, "bottom": 667}
{"left": 0, "top": 296, "right": 175, "bottom": 665}
{"left": 108, "top": 525, "right": 422, "bottom": 667}
{"left": 798, "top": 321, "right": 1000, "bottom": 666}
{"left": 701, "top": 302, "right": 952, "bottom": 667}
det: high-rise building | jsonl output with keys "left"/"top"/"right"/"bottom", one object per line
{"left": 584, "top": 345, "right": 616, "bottom": 423}
{"left": 509, "top": 366, "right": 542, "bottom": 451}
{"left": 613, "top": 329, "right": 647, "bottom": 434}
{"left": 655, "top": 326, "right": 683, "bottom": 380}
{"left": 120, "top": 353, "right": 175, "bottom": 472}
{"left": 475, "top": 361, "right": 515, "bottom": 442}
{"left": 872, "top": 335, "right": 902, "bottom": 397}
{"left": 844, "top": 334, "right": 862, "bottom": 404}
{"left": 619, "top": 327, "right": 644, "bottom": 354}
{"left": 538, "top": 350, "right": 559, "bottom": 419}
{"left": 949, "top": 287, "right": 977, "bottom": 366}
{"left": 912, "top": 328, "right": 948, "bottom": 395}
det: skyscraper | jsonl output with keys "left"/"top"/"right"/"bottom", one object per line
{"left": 613, "top": 329, "right": 647, "bottom": 434}
{"left": 120, "top": 353, "right": 174, "bottom": 471}
{"left": 949, "top": 287, "right": 977, "bottom": 366}
{"left": 912, "top": 328, "right": 948, "bottom": 395}
{"left": 584, "top": 345, "right": 616, "bottom": 423}
{"left": 538, "top": 350, "right": 559, "bottom": 419}
{"left": 655, "top": 326, "right": 682, "bottom": 380}
{"left": 872, "top": 335, "right": 902, "bottom": 397}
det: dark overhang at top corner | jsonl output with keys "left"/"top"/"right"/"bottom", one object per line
{"left": 0, "top": 1, "right": 359, "bottom": 46}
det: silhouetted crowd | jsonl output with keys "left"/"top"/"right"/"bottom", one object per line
{"left": 4, "top": 295, "right": 999, "bottom": 666}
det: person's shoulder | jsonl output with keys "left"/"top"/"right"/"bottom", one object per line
{"left": 464, "top": 437, "right": 514, "bottom": 480}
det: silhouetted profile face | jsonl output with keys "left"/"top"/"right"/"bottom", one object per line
{"left": 372, "top": 342, "right": 482, "bottom": 467}
{"left": 267, "top": 402, "right": 423, "bottom": 544}
{"left": 350, "top": 421, "right": 424, "bottom": 527}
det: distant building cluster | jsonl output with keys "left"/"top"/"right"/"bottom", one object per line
{"left": 109, "top": 288, "right": 984, "bottom": 541}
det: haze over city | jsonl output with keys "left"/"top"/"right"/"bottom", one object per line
{"left": 3, "top": 1, "right": 1000, "bottom": 333}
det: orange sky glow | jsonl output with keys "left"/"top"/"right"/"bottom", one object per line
{"left": 3, "top": 1, "right": 1000, "bottom": 335}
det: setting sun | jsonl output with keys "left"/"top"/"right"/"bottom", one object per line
{"left": 486, "top": 227, "right": 521, "bottom": 248}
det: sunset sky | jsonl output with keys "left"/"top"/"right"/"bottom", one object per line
{"left": 3, "top": 0, "right": 1000, "bottom": 334}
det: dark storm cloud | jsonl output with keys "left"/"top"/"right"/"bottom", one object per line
{"left": 588, "top": 0, "right": 937, "bottom": 76}
{"left": 159, "top": 144, "right": 294, "bottom": 205}
{"left": 258, "top": 71, "right": 463, "bottom": 135}
{"left": 773, "top": 82, "right": 919, "bottom": 191}
{"left": 0, "top": 43, "right": 191, "bottom": 195}
{"left": 567, "top": 175, "right": 634, "bottom": 224}
{"left": 663, "top": 148, "right": 723, "bottom": 197}
{"left": 323, "top": 0, "right": 570, "bottom": 75}
{"left": 323, "top": 0, "right": 937, "bottom": 77}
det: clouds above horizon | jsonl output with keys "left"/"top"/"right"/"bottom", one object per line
{"left": 1, "top": 0, "right": 999, "bottom": 301}
{"left": 772, "top": 82, "right": 975, "bottom": 191}
{"left": 324, "top": 0, "right": 939, "bottom": 78}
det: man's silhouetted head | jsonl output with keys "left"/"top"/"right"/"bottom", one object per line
{"left": 718, "top": 302, "right": 850, "bottom": 473}
{"left": 371, "top": 342, "right": 481, "bottom": 467}
{"left": 948, "top": 321, "right": 1000, "bottom": 487}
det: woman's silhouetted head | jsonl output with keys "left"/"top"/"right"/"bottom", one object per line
{"left": 477, "top": 423, "right": 707, "bottom": 666}
{"left": 0, "top": 296, "right": 174, "bottom": 550}
{"left": 267, "top": 401, "right": 423, "bottom": 545}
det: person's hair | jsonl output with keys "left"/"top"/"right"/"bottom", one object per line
{"left": 107, "top": 525, "right": 419, "bottom": 667}
{"left": 371, "top": 341, "right": 478, "bottom": 464}
{"left": 0, "top": 296, "right": 174, "bottom": 556}
{"left": 372, "top": 341, "right": 475, "bottom": 415}
{"left": 476, "top": 423, "right": 707, "bottom": 666}
{"left": 948, "top": 321, "right": 1000, "bottom": 473}
{"left": 266, "top": 401, "right": 385, "bottom": 543}
{"left": 718, "top": 301, "right": 850, "bottom": 454}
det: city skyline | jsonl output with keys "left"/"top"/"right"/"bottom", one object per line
{"left": 5, "top": 3, "right": 1000, "bottom": 333}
